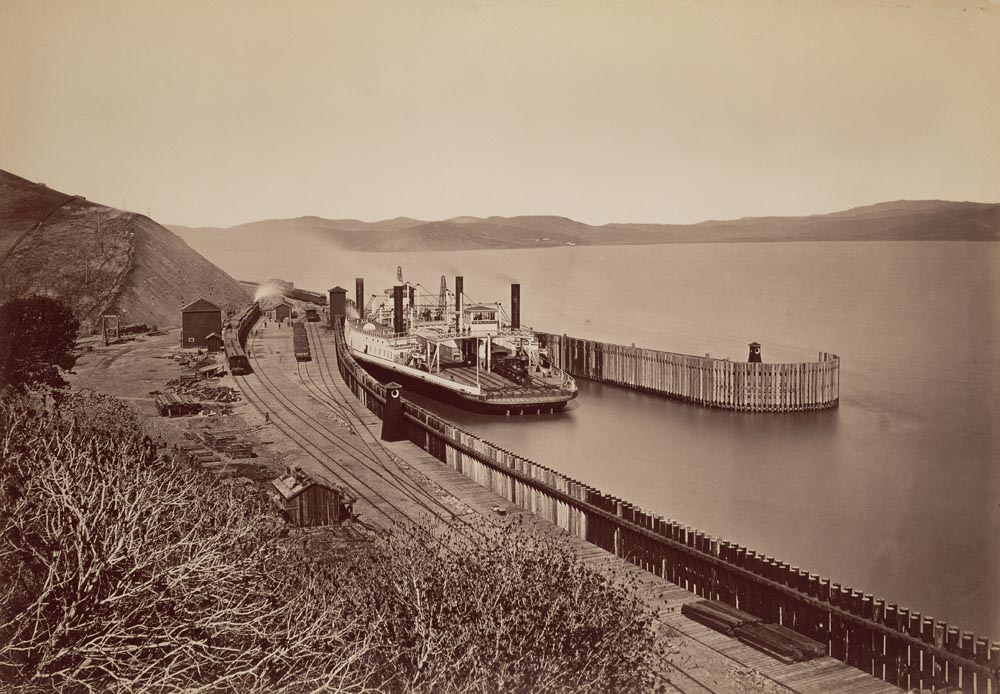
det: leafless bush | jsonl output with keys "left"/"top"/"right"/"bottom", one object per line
{"left": 0, "top": 396, "right": 378, "bottom": 693}
{"left": 1, "top": 394, "right": 663, "bottom": 693}
{"left": 344, "top": 519, "right": 663, "bottom": 694}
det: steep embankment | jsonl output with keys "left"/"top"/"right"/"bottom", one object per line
{"left": 0, "top": 170, "right": 249, "bottom": 333}
{"left": 170, "top": 200, "right": 1000, "bottom": 254}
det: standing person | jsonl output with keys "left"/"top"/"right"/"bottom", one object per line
{"left": 141, "top": 436, "right": 156, "bottom": 466}
{"left": 264, "top": 412, "right": 270, "bottom": 424}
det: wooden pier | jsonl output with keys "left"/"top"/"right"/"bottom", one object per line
{"left": 332, "top": 320, "right": 997, "bottom": 694}
{"left": 537, "top": 333, "right": 840, "bottom": 412}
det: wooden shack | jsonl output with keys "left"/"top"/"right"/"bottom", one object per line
{"left": 205, "top": 332, "right": 223, "bottom": 353}
{"left": 268, "top": 473, "right": 353, "bottom": 526}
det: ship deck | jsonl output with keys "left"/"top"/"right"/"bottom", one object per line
{"left": 440, "top": 365, "right": 562, "bottom": 394}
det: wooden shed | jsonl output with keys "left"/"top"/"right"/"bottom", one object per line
{"left": 205, "top": 332, "right": 223, "bottom": 353}
{"left": 274, "top": 302, "right": 292, "bottom": 322}
{"left": 268, "top": 473, "right": 353, "bottom": 526}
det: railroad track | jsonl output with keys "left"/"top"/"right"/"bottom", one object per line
{"left": 299, "top": 322, "right": 462, "bottom": 520}
{"left": 239, "top": 325, "right": 502, "bottom": 545}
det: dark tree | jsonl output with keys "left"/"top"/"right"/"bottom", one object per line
{"left": 0, "top": 297, "right": 79, "bottom": 394}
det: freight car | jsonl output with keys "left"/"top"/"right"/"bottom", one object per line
{"left": 304, "top": 308, "right": 320, "bottom": 322}
{"left": 224, "top": 302, "right": 262, "bottom": 375}
{"left": 285, "top": 287, "right": 327, "bottom": 306}
{"left": 292, "top": 321, "right": 311, "bottom": 362}
{"left": 225, "top": 333, "right": 251, "bottom": 375}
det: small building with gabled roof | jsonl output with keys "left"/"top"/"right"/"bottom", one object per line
{"left": 205, "top": 332, "right": 223, "bottom": 353}
{"left": 181, "top": 299, "right": 223, "bottom": 348}
{"left": 268, "top": 472, "right": 354, "bottom": 526}
{"left": 273, "top": 302, "right": 292, "bottom": 322}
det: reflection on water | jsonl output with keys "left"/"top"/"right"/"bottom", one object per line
{"left": 189, "top": 236, "right": 1000, "bottom": 637}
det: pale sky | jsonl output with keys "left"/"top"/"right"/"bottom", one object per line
{"left": 2, "top": 0, "right": 999, "bottom": 228}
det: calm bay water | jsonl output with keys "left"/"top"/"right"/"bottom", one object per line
{"left": 192, "top": 237, "right": 1000, "bottom": 636}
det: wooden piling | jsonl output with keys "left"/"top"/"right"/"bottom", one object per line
{"left": 538, "top": 332, "right": 839, "bottom": 412}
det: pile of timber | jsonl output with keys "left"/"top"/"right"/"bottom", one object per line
{"left": 201, "top": 429, "right": 255, "bottom": 458}
{"left": 682, "top": 600, "right": 825, "bottom": 664}
{"left": 170, "top": 352, "right": 212, "bottom": 368}
{"left": 681, "top": 599, "right": 761, "bottom": 636}
{"left": 155, "top": 393, "right": 201, "bottom": 417}
{"left": 176, "top": 440, "right": 221, "bottom": 466}
{"left": 734, "top": 623, "right": 827, "bottom": 664}
{"left": 164, "top": 376, "right": 241, "bottom": 402}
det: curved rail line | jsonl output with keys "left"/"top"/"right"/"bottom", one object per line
{"left": 300, "top": 322, "right": 462, "bottom": 520}
{"left": 241, "top": 324, "right": 501, "bottom": 542}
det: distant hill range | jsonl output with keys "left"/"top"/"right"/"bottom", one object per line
{"left": 1, "top": 170, "right": 250, "bottom": 334}
{"left": 170, "top": 200, "right": 1000, "bottom": 253}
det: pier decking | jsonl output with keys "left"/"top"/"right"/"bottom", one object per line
{"left": 230, "top": 316, "right": 919, "bottom": 694}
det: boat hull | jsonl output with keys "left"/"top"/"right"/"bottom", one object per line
{"left": 351, "top": 352, "right": 574, "bottom": 414}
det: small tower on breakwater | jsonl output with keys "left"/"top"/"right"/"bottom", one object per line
{"left": 748, "top": 341, "right": 762, "bottom": 363}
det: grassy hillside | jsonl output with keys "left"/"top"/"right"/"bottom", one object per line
{"left": 0, "top": 170, "right": 250, "bottom": 333}
{"left": 171, "top": 199, "right": 1000, "bottom": 254}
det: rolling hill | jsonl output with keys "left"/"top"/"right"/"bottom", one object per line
{"left": 170, "top": 200, "right": 1000, "bottom": 254}
{"left": 0, "top": 170, "right": 250, "bottom": 334}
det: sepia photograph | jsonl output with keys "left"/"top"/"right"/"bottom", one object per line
{"left": 1, "top": 1, "right": 998, "bottom": 692}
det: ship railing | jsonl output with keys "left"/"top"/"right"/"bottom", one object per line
{"left": 350, "top": 323, "right": 411, "bottom": 340}
{"left": 414, "top": 327, "right": 538, "bottom": 342}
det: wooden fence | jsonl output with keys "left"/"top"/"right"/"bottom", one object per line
{"left": 332, "top": 321, "right": 997, "bottom": 693}
{"left": 538, "top": 333, "right": 840, "bottom": 412}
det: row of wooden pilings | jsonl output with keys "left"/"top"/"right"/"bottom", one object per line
{"left": 330, "top": 321, "right": 996, "bottom": 693}
{"left": 538, "top": 333, "right": 840, "bottom": 412}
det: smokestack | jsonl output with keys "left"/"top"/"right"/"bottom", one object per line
{"left": 393, "top": 285, "right": 404, "bottom": 334}
{"left": 455, "top": 276, "right": 464, "bottom": 331}
{"left": 511, "top": 283, "right": 520, "bottom": 331}
{"left": 355, "top": 278, "right": 365, "bottom": 321}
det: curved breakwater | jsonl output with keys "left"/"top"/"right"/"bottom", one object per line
{"left": 538, "top": 333, "right": 840, "bottom": 412}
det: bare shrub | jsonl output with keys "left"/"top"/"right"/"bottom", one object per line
{"left": 345, "top": 520, "right": 663, "bottom": 694}
{"left": 0, "top": 397, "right": 378, "bottom": 693}
{"left": 1, "top": 393, "right": 663, "bottom": 693}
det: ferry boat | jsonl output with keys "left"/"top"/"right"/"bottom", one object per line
{"left": 343, "top": 275, "right": 577, "bottom": 414}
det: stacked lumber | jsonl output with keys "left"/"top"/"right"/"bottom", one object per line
{"left": 154, "top": 392, "right": 201, "bottom": 416}
{"left": 164, "top": 377, "right": 241, "bottom": 402}
{"left": 734, "top": 623, "right": 826, "bottom": 664}
{"left": 202, "top": 430, "right": 256, "bottom": 458}
{"left": 681, "top": 600, "right": 761, "bottom": 636}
